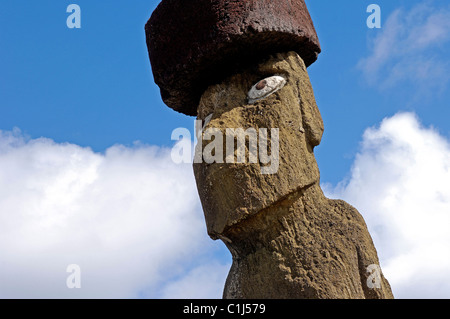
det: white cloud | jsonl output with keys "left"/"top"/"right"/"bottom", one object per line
{"left": 4, "top": 112, "right": 450, "bottom": 299}
{"left": 0, "top": 128, "right": 229, "bottom": 298}
{"left": 160, "top": 263, "right": 230, "bottom": 299}
{"left": 358, "top": 2, "right": 450, "bottom": 92}
{"left": 323, "top": 112, "right": 450, "bottom": 298}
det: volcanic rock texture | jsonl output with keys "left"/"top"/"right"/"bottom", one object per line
{"left": 194, "top": 52, "right": 394, "bottom": 299}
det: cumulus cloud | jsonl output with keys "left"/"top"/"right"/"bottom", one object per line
{"left": 0, "top": 128, "right": 229, "bottom": 298}
{"left": 358, "top": 2, "right": 450, "bottom": 92}
{"left": 3, "top": 112, "right": 450, "bottom": 299}
{"left": 159, "top": 262, "right": 230, "bottom": 299}
{"left": 324, "top": 112, "right": 450, "bottom": 298}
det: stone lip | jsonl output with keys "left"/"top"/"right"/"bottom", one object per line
{"left": 146, "top": 0, "right": 321, "bottom": 116}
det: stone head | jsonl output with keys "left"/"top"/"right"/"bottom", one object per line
{"left": 146, "top": 0, "right": 323, "bottom": 239}
{"left": 194, "top": 51, "right": 324, "bottom": 239}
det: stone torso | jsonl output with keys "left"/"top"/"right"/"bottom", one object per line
{"left": 147, "top": 0, "right": 394, "bottom": 299}
{"left": 193, "top": 52, "right": 393, "bottom": 299}
{"left": 222, "top": 183, "right": 393, "bottom": 299}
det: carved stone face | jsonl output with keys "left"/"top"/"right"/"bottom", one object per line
{"left": 193, "top": 51, "right": 324, "bottom": 239}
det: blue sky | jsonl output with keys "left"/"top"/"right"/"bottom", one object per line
{"left": 1, "top": 0, "right": 449, "bottom": 182}
{"left": 0, "top": 0, "right": 449, "bottom": 298}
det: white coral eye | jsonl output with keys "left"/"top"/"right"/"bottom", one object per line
{"left": 247, "top": 75, "right": 286, "bottom": 104}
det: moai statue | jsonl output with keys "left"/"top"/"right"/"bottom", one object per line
{"left": 145, "top": 0, "right": 394, "bottom": 299}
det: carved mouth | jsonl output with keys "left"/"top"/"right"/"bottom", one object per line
{"left": 218, "top": 180, "right": 317, "bottom": 243}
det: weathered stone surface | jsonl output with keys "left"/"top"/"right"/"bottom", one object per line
{"left": 195, "top": 52, "right": 322, "bottom": 238}
{"left": 146, "top": 0, "right": 321, "bottom": 116}
{"left": 193, "top": 52, "right": 394, "bottom": 299}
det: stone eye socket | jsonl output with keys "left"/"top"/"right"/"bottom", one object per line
{"left": 247, "top": 75, "right": 286, "bottom": 104}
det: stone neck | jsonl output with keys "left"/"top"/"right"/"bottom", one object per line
{"left": 222, "top": 181, "right": 325, "bottom": 258}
